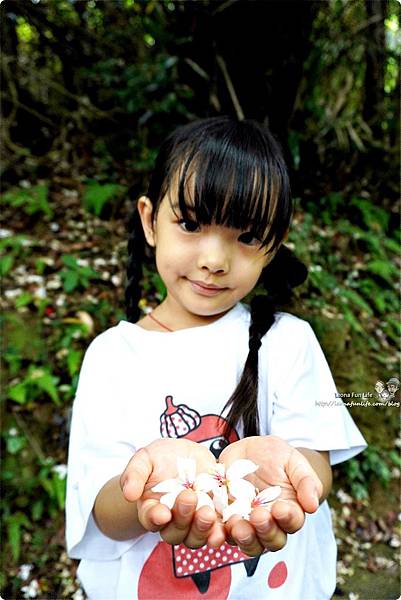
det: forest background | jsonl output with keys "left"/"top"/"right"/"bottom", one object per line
{"left": 1, "top": 0, "right": 400, "bottom": 598}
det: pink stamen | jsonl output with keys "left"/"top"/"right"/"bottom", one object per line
{"left": 214, "top": 473, "right": 226, "bottom": 486}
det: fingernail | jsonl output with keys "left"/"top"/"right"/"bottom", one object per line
{"left": 198, "top": 519, "right": 211, "bottom": 532}
{"left": 256, "top": 521, "right": 270, "bottom": 533}
{"left": 239, "top": 535, "right": 252, "bottom": 544}
{"left": 180, "top": 504, "right": 193, "bottom": 516}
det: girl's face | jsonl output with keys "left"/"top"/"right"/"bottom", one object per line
{"left": 138, "top": 195, "right": 274, "bottom": 328}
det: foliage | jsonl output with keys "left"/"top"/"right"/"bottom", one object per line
{"left": 2, "top": 184, "right": 53, "bottom": 218}
{"left": 82, "top": 180, "right": 127, "bottom": 217}
{"left": 340, "top": 445, "right": 401, "bottom": 500}
{"left": 289, "top": 193, "right": 399, "bottom": 357}
{"left": 59, "top": 254, "right": 99, "bottom": 293}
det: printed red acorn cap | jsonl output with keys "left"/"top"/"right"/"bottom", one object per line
{"left": 160, "top": 395, "right": 201, "bottom": 438}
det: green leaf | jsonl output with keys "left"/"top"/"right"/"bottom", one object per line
{"left": 52, "top": 474, "right": 67, "bottom": 510}
{"left": 61, "top": 269, "right": 79, "bottom": 292}
{"left": 6, "top": 512, "right": 31, "bottom": 562}
{"left": 67, "top": 349, "right": 83, "bottom": 377}
{"left": 366, "top": 259, "right": 395, "bottom": 283}
{"left": 62, "top": 254, "right": 79, "bottom": 269}
{"left": 82, "top": 181, "right": 125, "bottom": 217}
{"left": 31, "top": 500, "right": 44, "bottom": 521}
{"left": 8, "top": 382, "right": 27, "bottom": 404}
{"left": 7, "top": 436, "right": 27, "bottom": 454}
{"left": 341, "top": 288, "right": 373, "bottom": 315}
{"left": 0, "top": 255, "right": 14, "bottom": 276}
{"left": 34, "top": 371, "right": 60, "bottom": 405}
{"left": 15, "top": 292, "right": 34, "bottom": 308}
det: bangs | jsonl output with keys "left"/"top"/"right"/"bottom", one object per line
{"left": 164, "top": 118, "right": 292, "bottom": 251}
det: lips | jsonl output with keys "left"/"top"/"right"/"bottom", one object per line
{"left": 188, "top": 279, "right": 228, "bottom": 296}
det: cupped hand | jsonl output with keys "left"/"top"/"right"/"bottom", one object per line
{"left": 120, "top": 438, "right": 225, "bottom": 549}
{"left": 219, "top": 435, "right": 323, "bottom": 556}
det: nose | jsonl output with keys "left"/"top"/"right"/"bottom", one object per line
{"left": 197, "top": 231, "right": 230, "bottom": 274}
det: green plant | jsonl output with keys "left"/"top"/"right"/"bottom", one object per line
{"left": 82, "top": 180, "right": 127, "bottom": 217}
{"left": 340, "top": 445, "right": 400, "bottom": 500}
{"left": 2, "top": 185, "right": 53, "bottom": 218}
{"left": 7, "top": 365, "right": 61, "bottom": 406}
{"left": 59, "top": 254, "right": 99, "bottom": 292}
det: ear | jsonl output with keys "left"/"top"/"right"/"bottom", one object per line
{"left": 137, "top": 196, "right": 156, "bottom": 247}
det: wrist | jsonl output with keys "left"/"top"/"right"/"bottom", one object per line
{"left": 93, "top": 475, "right": 147, "bottom": 541}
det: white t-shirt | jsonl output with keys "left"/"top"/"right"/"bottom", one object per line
{"left": 66, "top": 303, "right": 366, "bottom": 600}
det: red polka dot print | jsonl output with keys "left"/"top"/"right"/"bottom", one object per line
{"left": 267, "top": 561, "right": 288, "bottom": 588}
{"left": 138, "top": 542, "right": 231, "bottom": 599}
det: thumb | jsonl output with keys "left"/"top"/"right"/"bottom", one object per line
{"left": 287, "top": 451, "right": 323, "bottom": 513}
{"left": 120, "top": 448, "right": 152, "bottom": 502}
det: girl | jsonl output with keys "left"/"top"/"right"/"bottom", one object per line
{"left": 66, "top": 116, "right": 366, "bottom": 600}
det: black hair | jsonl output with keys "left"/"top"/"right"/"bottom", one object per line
{"left": 125, "top": 116, "right": 307, "bottom": 437}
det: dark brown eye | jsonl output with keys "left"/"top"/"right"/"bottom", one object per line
{"left": 238, "top": 231, "right": 260, "bottom": 245}
{"left": 178, "top": 219, "right": 200, "bottom": 233}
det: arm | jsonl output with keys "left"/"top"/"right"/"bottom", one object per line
{"left": 93, "top": 476, "right": 146, "bottom": 541}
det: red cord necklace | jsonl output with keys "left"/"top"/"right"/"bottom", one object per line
{"left": 148, "top": 312, "right": 174, "bottom": 332}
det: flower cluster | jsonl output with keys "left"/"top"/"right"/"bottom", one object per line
{"left": 152, "top": 457, "right": 281, "bottom": 522}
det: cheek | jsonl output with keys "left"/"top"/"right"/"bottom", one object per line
{"left": 155, "top": 241, "right": 190, "bottom": 276}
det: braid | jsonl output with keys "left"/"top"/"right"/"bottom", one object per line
{"left": 125, "top": 207, "right": 146, "bottom": 323}
{"left": 222, "top": 246, "right": 308, "bottom": 438}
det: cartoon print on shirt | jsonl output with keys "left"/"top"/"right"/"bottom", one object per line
{"left": 137, "top": 395, "right": 288, "bottom": 598}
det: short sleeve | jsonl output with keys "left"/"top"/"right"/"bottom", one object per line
{"left": 268, "top": 316, "right": 367, "bottom": 465}
{"left": 65, "top": 331, "right": 141, "bottom": 560}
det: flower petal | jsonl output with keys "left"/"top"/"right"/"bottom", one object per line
{"left": 229, "top": 478, "right": 257, "bottom": 501}
{"left": 177, "top": 457, "right": 196, "bottom": 484}
{"left": 256, "top": 486, "right": 282, "bottom": 504}
{"left": 159, "top": 490, "right": 180, "bottom": 509}
{"left": 195, "top": 473, "right": 218, "bottom": 493}
{"left": 213, "top": 486, "right": 229, "bottom": 515}
{"left": 226, "top": 459, "right": 258, "bottom": 480}
{"left": 152, "top": 479, "right": 181, "bottom": 493}
{"left": 222, "top": 499, "right": 252, "bottom": 523}
{"left": 213, "top": 463, "right": 226, "bottom": 477}
{"left": 195, "top": 491, "right": 216, "bottom": 511}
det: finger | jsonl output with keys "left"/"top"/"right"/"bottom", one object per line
{"left": 270, "top": 499, "right": 305, "bottom": 534}
{"left": 138, "top": 498, "right": 172, "bottom": 532}
{"left": 250, "top": 507, "right": 287, "bottom": 550}
{"left": 121, "top": 448, "right": 152, "bottom": 502}
{"left": 184, "top": 506, "right": 217, "bottom": 549}
{"left": 226, "top": 516, "right": 263, "bottom": 557}
{"left": 287, "top": 452, "right": 322, "bottom": 513}
{"left": 159, "top": 489, "right": 197, "bottom": 546}
{"left": 207, "top": 521, "right": 226, "bottom": 549}
{"left": 296, "top": 474, "right": 321, "bottom": 513}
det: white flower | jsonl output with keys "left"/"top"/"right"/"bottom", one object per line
{"left": 222, "top": 485, "right": 282, "bottom": 523}
{"left": 201, "top": 459, "right": 258, "bottom": 513}
{"left": 152, "top": 457, "right": 215, "bottom": 511}
{"left": 52, "top": 464, "right": 68, "bottom": 479}
{"left": 72, "top": 589, "right": 85, "bottom": 600}
{"left": 18, "top": 564, "right": 33, "bottom": 581}
{"left": 21, "top": 579, "right": 40, "bottom": 598}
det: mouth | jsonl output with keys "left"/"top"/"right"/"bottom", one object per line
{"left": 188, "top": 279, "right": 228, "bottom": 296}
